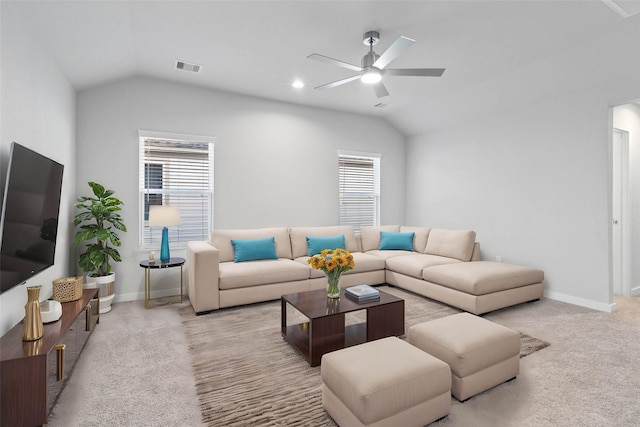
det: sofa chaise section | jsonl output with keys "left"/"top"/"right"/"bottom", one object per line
{"left": 422, "top": 261, "right": 544, "bottom": 315}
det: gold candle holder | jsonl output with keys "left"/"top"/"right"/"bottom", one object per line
{"left": 23, "top": 286, "right": 44, "bottom": 341}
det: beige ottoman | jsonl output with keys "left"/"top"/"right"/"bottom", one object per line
{"left": 321, "top": 337, "right": 451, "bottom": 427}
{"left": 408, "top": 313, "right": 520, "bottom": 401}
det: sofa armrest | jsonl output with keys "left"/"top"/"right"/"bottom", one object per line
{"left": 187, "top": 241, "right": 220, "bottom": 313}
{"left": 471, "top": 242, "right": 481, "bottom": 261}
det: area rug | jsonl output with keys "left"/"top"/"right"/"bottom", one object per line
{"left": 180, "top": 286, "right": 549, "bottom": 426}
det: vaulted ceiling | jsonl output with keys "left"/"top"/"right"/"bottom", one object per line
{"left": 7, "top": 0, "right": 639, "bottom": 136}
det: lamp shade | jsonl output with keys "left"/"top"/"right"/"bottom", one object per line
{"left": 148, "top": 205, "right": 181, "bottom": 227}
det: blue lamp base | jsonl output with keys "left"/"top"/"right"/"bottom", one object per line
{"left": 160, "top": 226, "right": 170, "bottom": 261}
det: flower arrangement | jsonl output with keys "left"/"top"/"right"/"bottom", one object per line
{"left": 307, "top": 248, "right": 355, "bottom": 298}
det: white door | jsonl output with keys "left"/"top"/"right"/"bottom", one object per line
{"left": 612, "top": 128, "right": 630, "bottom": 296}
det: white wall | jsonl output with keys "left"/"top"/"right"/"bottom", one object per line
{"left": 406, "top": 79, "right": 640, "bottom": 312}
{"left": 613, "top": 103, "right": 640, "bottom": 295}
{"left": 405, "top": 10, "right": 640, "bottom": 312}
{"left": 0, "top": 3, "right": 76, "bottom": 335}
{"left": 76, "top": 76, "right": 406, "bottom": 303}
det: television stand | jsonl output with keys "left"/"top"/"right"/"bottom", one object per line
{"left": 1, "top": 288, "right": 99, "bottom": 425}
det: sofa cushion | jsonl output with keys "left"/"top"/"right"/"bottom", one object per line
{"left": 400, "top": 226, "right": 431, "bottom": 253}
{"left": 231, "top": 237, "right": 278, "bottom": 262}
{"left": 422, "top": 261, "right": 545, "bottom": 295}
{"left": 385, "top": 253, "right": 462, "bottom": 279}
{"left": 218, "top": 259, "right": 310, "bottom": 290}
{"left": 211, "top": 227, "right": 292, "bottom": 263}
{"left": 306, "top": 235, "right": 346, "bottom": 256}
{"left": 425, "top": 229, "right": 476, "bottom": 262}
{"left": 289, "top": 226, "right": 358, "bottom": 259}
{"left": 360, "top": 225, "right": 400, "bottom": 252}
{"left": 365, "top": 249, "right": 414, "bottom": 260}
{"left": 296, "top": 252, "right": 386, "bottom": 278}
{"left": 379, "top": 231, "right": 415, "bottom": 251}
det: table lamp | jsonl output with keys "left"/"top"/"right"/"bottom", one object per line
{"left": 148, "top": 205, "right": 181, "bottom": 261}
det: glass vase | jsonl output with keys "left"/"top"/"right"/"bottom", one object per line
{"left": 326, "top": 297, "right": 340, "bottom": 314}
{"left": 23, "top": 285, "right": 44, "bottom": 341}
{"left": 326, "top": 274, "right": 341, "bottom": 299}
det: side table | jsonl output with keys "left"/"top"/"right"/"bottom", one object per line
{"left": 139, "top": 257, "right": 185, "bottom": 309}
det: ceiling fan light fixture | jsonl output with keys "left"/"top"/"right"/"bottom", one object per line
{"left": 308, "top": 30, "right": 444, "bottom": 98}
{"left": 361, "top": 68, "right": 382, "bottom": 84}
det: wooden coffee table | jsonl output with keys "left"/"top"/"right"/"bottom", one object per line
{"left": 281, "top": 287, "right": 405, "bottom": 366}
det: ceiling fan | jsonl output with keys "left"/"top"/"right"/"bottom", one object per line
{"left": 308, "top": 31, "right": 445, "bottom": 98}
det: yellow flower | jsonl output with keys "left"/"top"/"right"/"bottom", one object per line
{"left": 307, "top": 248, "right": 356, "bottom": 275}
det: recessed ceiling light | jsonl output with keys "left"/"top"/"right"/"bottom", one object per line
{"left": 292, "top": 80, "right": 305, "bottom": 89}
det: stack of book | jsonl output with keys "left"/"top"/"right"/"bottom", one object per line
{"left": 345, "top": 285, "right": 380, "bottom": 303}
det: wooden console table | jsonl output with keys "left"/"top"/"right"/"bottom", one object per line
{"left": 1, "top": 288, "right": 99, "bottom": 426}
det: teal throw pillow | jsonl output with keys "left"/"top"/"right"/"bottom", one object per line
{"left": 306, "top": 235, "right": 346, "bottom": 256}
{"left": 379, "top": 231, "right": 415, "bottom": 251}
{"left": 231, "top": 237, "right": 278, "bottom": 262}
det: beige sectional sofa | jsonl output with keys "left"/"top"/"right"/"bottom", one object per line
{"left": 186, "top": 225, "right": 544, "bottom": 315}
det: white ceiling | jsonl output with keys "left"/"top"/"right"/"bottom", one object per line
{"left": 7, "top": 0, "right": 637, "bottom": 136}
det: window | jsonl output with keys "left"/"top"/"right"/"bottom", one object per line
{"left": 338, "top": 152, "right": 380, "bottom": 232}
{"left": 139, "top": 131, "right": 214, "bottom": 248}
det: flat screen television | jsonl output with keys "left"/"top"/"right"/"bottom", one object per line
{"left": 0, "top": 142, "right": 64, "bottom": 293}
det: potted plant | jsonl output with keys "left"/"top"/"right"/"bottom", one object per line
{"left": 74, "top": 181, "right": 127, "bottom": 313}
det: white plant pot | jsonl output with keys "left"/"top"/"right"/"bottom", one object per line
{"left": 85, "top": 272, "right": 115, "bottom": 314}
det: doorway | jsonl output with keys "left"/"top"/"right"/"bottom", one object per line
{"left": 612, "top": 102, "right": 640, "bottom": 298}
{"left": 612, "top": 128, "right": 630, "bottom": 297}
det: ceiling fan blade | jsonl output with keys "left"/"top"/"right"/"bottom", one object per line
{"left": 314, "top": 74, "right": 361, "bottom": 90}
{"left": 384, "top": 68, "right": 445, "bottom": 77}
{"left": 373, "top": 36, "right": 415, "bottom": 70}
{"left": 307, "top": 53, "right": 362, "bottom": 72}
{"left": 373, "top": 81, "right": 390, "bottom": 98}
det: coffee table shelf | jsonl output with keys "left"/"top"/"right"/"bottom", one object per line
{"left": 281, "top": 288, "right": 404, "bottom": 366}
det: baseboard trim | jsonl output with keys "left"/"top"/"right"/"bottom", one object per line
{"left": 544, "top": 291, "right": 616, "bottom": 313}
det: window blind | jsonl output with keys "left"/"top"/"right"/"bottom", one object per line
{"left": 139, "top": 134, "right": 214, "bottom": 248}
{"left": 338, "top": 153, "right": 380, "bottom": 232}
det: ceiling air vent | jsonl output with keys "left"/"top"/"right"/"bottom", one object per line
{"left": 176, "top": 61, "right": 202, "bottom": 73}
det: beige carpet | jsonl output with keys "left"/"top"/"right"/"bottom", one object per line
{"left": 46, "top": 291, "right": 640, "bottom": 426}
{"left": 180, "top": 286, "right": 549, "bottom": 426}
{"left": 47, "top": 299, "right": 202, "bottom": 426}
